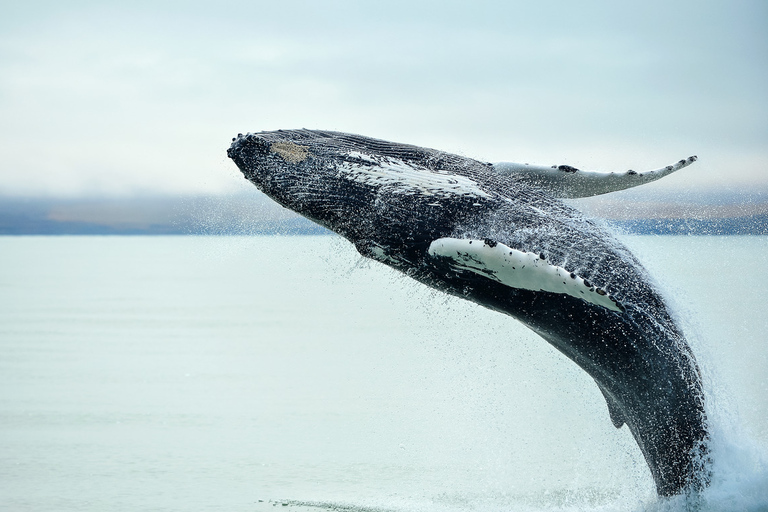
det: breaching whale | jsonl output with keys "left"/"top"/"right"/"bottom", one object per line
{"left": 227, "top": 129, "right": 709, "bottom": 496}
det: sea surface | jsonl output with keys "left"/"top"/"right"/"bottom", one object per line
{"left": 1, "top": 235, "right": 766, "bottom": 512}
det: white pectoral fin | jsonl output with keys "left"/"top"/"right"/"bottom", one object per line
{"left": 428, "top": 238, "right": 623, "bottom": 312}
{"left": 493, "top": 156, "right": 697, "bottom": 198}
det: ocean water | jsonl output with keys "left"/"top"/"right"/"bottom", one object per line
{"left": 0, "top": 235, "right": 766, "bottom": 512}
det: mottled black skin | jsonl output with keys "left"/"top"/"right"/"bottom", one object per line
{"left": 227, "top": 129, "right": 709, "bottom": 496}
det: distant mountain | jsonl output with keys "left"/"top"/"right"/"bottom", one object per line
{"left": 610, "top": 213, "right": 768, "bottom": 236}
{"left": 1, "top": 193, "right": 766, "bottom": 236}
{"left": 0, "top": 194, "right": 330, "bottom": 236}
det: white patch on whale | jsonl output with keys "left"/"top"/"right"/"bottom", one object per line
{"left": 339, "top": 151, "right": 492, "bottom": 199}
{"left": 428, "top": 237, "right": 622, "bottom": 312}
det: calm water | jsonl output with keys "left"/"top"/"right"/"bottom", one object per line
{"left": 0, "top": 235, "right": 766, "bottom": 512}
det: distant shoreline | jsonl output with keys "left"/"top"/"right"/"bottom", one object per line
{"left": 1, "top": 194, "right": 766, "bottom": 236}
{"left": 3, "top": 218, "right": 766, "bottom": 236}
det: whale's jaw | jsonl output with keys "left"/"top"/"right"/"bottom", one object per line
{"left": 227, "top": 129, "right": 710, "bottom": 496}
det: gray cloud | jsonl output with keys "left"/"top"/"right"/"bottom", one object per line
{"left": 1, "top": 0, "right": 766, "bottom": 196}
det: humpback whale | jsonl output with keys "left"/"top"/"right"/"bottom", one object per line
{"left": 227, "top": 129, "right": 709, "bottom": 497}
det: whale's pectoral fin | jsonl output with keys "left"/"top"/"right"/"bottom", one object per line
{"left": 492, "top": 156, "right": 697, "bottom": 198}
{"left": 597, "top": 383, "right": 626, "bottom": 428}
{"left": 427, "top": 238, "right": 623, "bottom": 312}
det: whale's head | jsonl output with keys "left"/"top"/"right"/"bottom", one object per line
{"left": 227, "top": 130, "right": 501, "bottom": 264}
{"left": 227, "top": 132, "right": 330, "bottom": 221}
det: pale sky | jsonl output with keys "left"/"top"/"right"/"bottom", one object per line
{"left": 1, "top": 0, "right": 766, "bottom": 197}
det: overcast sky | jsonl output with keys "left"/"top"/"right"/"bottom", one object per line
{"left": 1, "top": 0, "right": 766, "bottom": 197}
